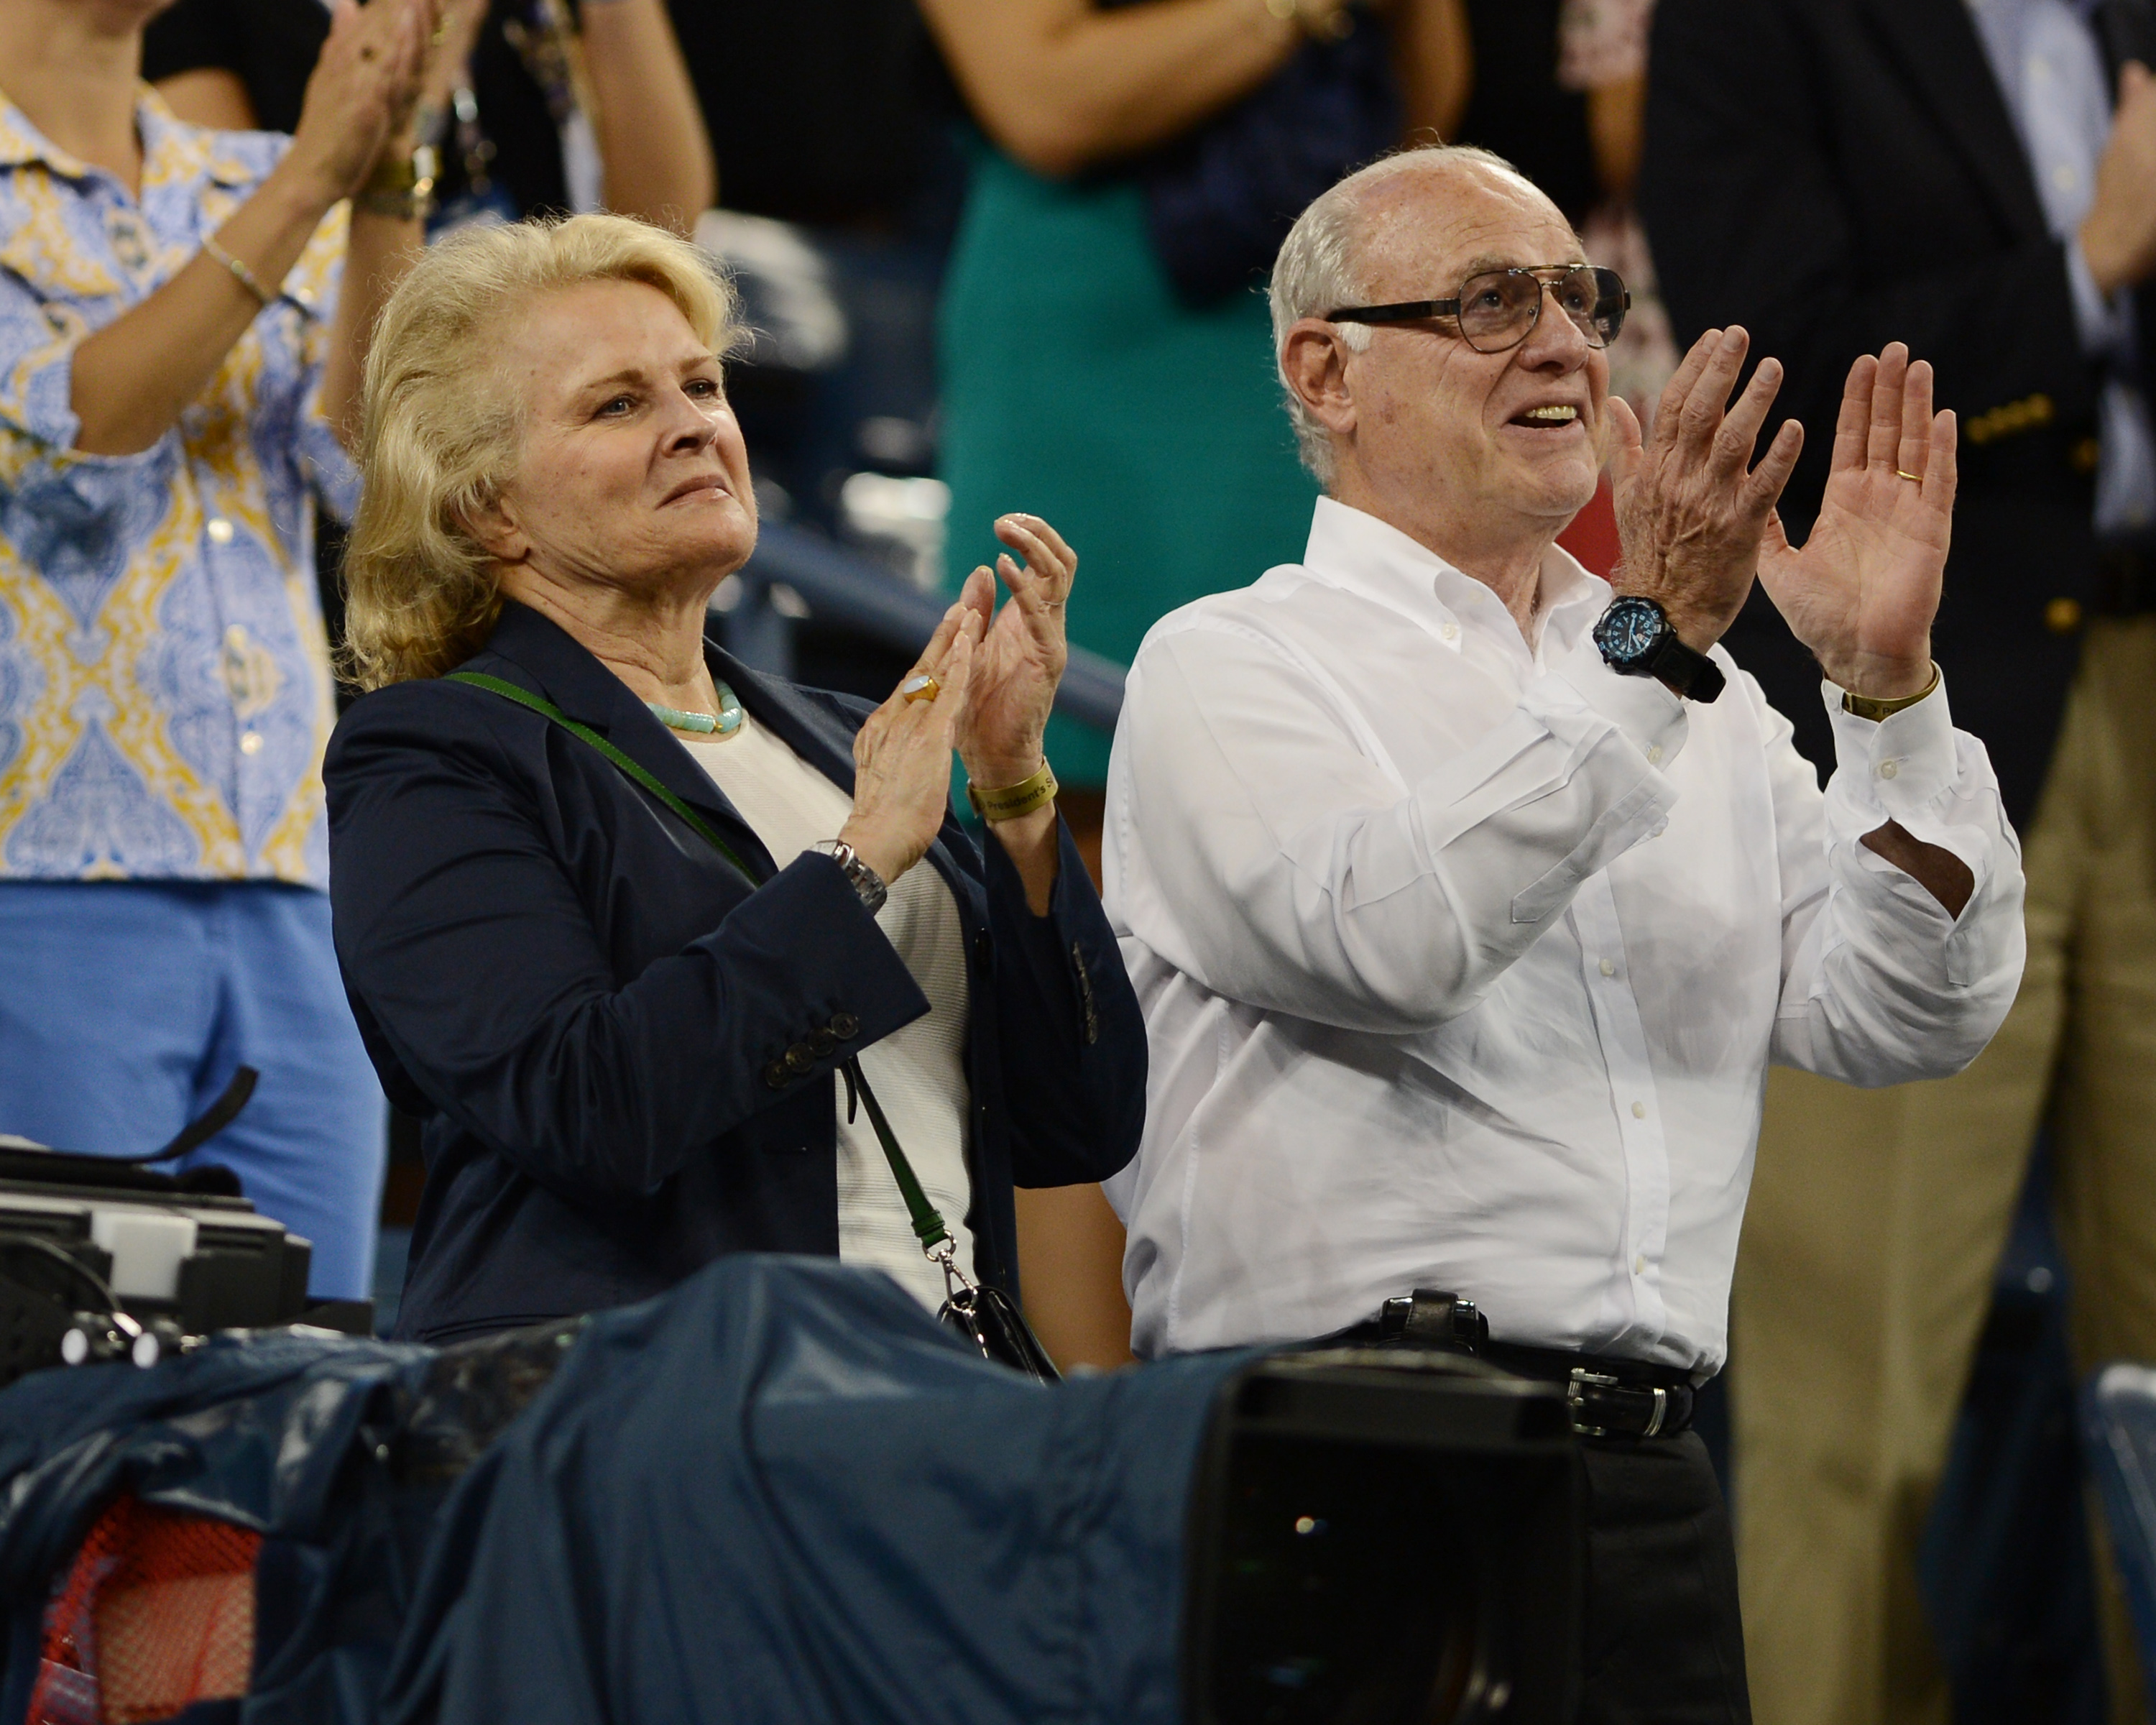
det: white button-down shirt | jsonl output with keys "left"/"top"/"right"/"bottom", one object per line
{"left": 1101, "top": 497, "right": 2027, "bottom": 1371}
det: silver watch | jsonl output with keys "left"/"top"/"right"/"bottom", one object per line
{"left": 814, "top": 839, "right": 888, "bottom": 914}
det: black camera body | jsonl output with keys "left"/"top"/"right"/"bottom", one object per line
{"left": 1187, "top": 1348, "right": 1584, "bottom": 1725}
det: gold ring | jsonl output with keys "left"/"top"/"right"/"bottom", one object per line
{"left": 900, "top": 673, "right": 940, "bottom": 704}
{"left": 1895, "top": 468, "right": 1922, "bottom": 482}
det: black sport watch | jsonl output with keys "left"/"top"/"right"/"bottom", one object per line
{"left": 1592, "top": 595, "right": 1726, "bottom": 703}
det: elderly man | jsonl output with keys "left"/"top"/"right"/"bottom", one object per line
{"left": 1100, "top": 144, "right": 2027, "bottom": 1718}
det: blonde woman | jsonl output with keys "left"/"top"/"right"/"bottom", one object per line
{"left": 326, "top": 215, "right": 1143, "bottom": 1346}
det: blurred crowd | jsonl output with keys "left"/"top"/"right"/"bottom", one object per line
{"left": 3, "top": 0, "right": 2154, "bottom": 1721}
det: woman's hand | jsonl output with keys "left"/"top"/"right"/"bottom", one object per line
{"left": 285, "top": 0, "right": 436, "bottom": 206}
{"left": 839, "top": 604, "right": 985, "bottom": 886}
{"left": 954, "top": 514, "right": 1076, "bottom": 791}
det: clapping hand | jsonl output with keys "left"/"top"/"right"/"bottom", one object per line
{"left": 1607, "top": 326, "right": 1804, "bottom": 650}
{"left": 1755, "top": 344, "right": 1953, "bottom": 700}
{"left": 289, "top": 0, "right": 438, "bottom": 205}
{"left": 952, "top": 514, "right": 1077, "bottom": 791}
{"left": 840, "top": 603, "right": 985, "bottom": 888}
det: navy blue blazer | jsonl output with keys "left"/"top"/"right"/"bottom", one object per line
{"left": 326, "top": 602, "right": 1146, "bottom": 1343}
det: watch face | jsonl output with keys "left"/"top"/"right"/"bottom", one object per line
{"left": 1595, "top": 597, "right": 1667, "bottom": 667}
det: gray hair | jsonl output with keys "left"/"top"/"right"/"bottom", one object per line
{"left": 1269, "top": 144, "right": 1527, "bottom": 486}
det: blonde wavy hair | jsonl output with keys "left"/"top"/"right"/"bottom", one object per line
{"left": 342, "top": 213, "right": 740, "bottom": 689}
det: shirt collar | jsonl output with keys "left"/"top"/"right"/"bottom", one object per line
{"left": 1299, "top": 494, "right": 1610, "bottom": 656}
{"left": 0, "top": 87, "right": 252, "bottom": 191}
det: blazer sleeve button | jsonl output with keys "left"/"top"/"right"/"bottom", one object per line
{"left": 808, "top": 1028, "right": 838, "bottom": 1057}
{"left": 764, "top": 1060, "right": 790, "bottom": 1089}
{"left": 784, "top": 1043, "right": 816, "bottom": 1075}
{"left": 829, "top": 1013, "right": 860, "bottom": 1039}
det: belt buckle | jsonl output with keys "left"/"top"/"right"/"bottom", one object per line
{"left": 1566, "top": 1368, "right": 1669, "bottom": 1438}
{"left": 1567, "top": 1367, "right": 1618, "bottom": 1438}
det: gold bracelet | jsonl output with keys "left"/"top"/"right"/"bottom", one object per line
{"left": 356, "top": 145, "right": 439, "bottom": 221}
{"left": 966, "top": 760, "right": 1059, "bottom": 824}
{"left": 1841, "top": 662, "right": 1940, "bottom": 722}
{"left": 202, "top": 236, "right": 274, "bottom": 309}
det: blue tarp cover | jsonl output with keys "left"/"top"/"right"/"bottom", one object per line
{"left": 0, "top": 1256, "right": 1250, "bottom": 1725}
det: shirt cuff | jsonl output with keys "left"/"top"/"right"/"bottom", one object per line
{"left": 1820, "top": 669, "right": 1990, "bottom": 871}
{"left": 1544, "top": 628, "right": 1692, "bottom": 770}
{"left": 2067, "top": 231, "right": 2129, "bottom": 361}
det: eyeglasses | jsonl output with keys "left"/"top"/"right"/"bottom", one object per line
{"left": 1326, "top": 264, "right": 1630, "bottom": 353}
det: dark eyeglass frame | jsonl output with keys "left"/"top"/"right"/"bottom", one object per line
{"left": 1326, "top": 264, "right": 1631, "bottom": 353}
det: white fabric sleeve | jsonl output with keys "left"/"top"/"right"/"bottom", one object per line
{"left": 1107, "top": 620, "right": 1687, "bottom": 1034}
{"left": 1766, "top": 669, "right": 2027, "bottom": 1084}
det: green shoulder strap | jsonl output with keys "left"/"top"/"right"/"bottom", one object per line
{"left": 446, "top": 671, "right": 757, "bottom": 883}
{"left": 445, "top": 668, "right": 956, "bottom": 1259}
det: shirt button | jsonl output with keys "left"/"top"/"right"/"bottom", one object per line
{"left": 2051, "top": 162, "right": 2078, "bottom": 193}
{"left": 1599, "top": 959, "right": 1616, "bottom": 977}
{"left": 239, "top": 730, "right": 263, "bottom": 755}
{"left": 1879, "top": 760, "right": 1899, "bottom": 781}
{"left": 1631, "top": 1100, "right": 1647, "bottom": 1119}
{"left": 1646, "top": 745, "right": 1664, "bottom": 765}
{"left": 1440, "top": 621, "right": 1460, "bottom": 643}
{"left": 206, "top": 517, "right": 234, "bottom": 544}
{"left": 1634, "top": 1254, "right": 1646, "bottom": 1275}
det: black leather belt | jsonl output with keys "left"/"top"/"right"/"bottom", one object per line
{"left": 1477, "top": 1341, "right": 1698, "bottom": 1441}
{"left": 1321, "top": 1290, "right": 1699, "bottom": 1440}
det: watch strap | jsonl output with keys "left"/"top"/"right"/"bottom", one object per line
{"left": 814, "top": 839, "right": 888, "bottom": 914}
{"left": 1646, "top": 631, "right": 1726, "bottom": 703}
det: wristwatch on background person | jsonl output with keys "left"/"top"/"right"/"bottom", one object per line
{"left": 1593, "top": 595, "right": 1727, "bottom": 703}
{"left": 813, "top": 839, "right": 888, "bottom": 914}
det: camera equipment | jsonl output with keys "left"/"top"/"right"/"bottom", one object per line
{"left": 1187, "top": 1348, "right": 1583, "bottom": 1725}
{"left": 0, "top": 1069, "right": 364, "bottom": 1390}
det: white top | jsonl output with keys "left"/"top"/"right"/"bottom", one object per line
{"left": 675, "top": 714, "right": 973, "bottom": 1312}
{"left": 1101, "top": 497, "right": 2027, "bottom": 1371}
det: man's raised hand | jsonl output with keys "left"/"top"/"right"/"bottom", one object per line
{"left": 1607, "top": 326, "right": 1805, "bottom": 652}
{"left": 1756, "top": 344, "right": 1953, "bottom": 700}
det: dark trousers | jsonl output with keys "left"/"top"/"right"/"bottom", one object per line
{"left": 1577, "top": 1431, "right": 1751, "bottom": 1724}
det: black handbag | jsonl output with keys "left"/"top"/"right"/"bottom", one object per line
{"left": 446, "top": 671, "right": 1063, "bottom": 1384}
{"left": 1105, "top": 0, "right": 1402, "bottom": 305}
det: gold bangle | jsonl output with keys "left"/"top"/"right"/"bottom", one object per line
{"left": 202, "top": 236, "right": 274, "bottom": 309}
{"left": 1841, "top": 662, "right": 1940, "bottom": 722}
{"left": 966, "top": 760, "right": 1058, "bottom": 824}
{"left": 356, "top": 145, "right": 439, "bottom": 221}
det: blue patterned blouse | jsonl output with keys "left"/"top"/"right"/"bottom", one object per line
{"left": 0, "top": 91, "right": 355, "bottom": 888}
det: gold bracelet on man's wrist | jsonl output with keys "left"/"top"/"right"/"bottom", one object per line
{"left": 356, "top": 145, "right": 438, "bottom": 221}
{"left": 966, "top": 760, "right": 1059, "bottom": 824}
{"left": 1841, "top": 661, "right": 1940, "bottom": 722}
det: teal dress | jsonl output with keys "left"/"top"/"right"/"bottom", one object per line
{"left": 938, "top": 143, "right": 1319, "bottom": 787}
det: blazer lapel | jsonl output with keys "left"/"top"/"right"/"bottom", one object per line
{"left": 482, "top": 602, "right": 778, "bottom": 880}
{"left": 1863, "top": 0, "right": 2053, "bottom": 242}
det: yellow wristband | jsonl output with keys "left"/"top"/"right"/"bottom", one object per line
{"left": 966, "top": 760, "right": 1058, "bottom": 824}
{"left": 1841, "top": 662, "right": 1940, "bottom": 722}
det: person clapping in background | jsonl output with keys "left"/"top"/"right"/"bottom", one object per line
{"left": 145, "top": 0, "right": 712, "bottom": 234}
{"left": 0, "top": 0, "right": 436, "bottom": 1298}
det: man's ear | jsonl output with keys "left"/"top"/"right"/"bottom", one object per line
{"left": 459, "top": 486, "right": 527, "bottom": 566}
{"left": 1282, "top": 318, "right": 1358, "bottom": 440}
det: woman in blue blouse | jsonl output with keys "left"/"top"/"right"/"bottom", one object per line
{"left": 0, "top": 0, "right": 435, "bottom": 1297}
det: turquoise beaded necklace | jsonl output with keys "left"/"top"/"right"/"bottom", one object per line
{"left": 648, "top": 681, "right": 744, "bottom": 737}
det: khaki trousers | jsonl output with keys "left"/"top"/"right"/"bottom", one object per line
{"left": 1733, "top": 617, "right": 2156, "bottom": 1725}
